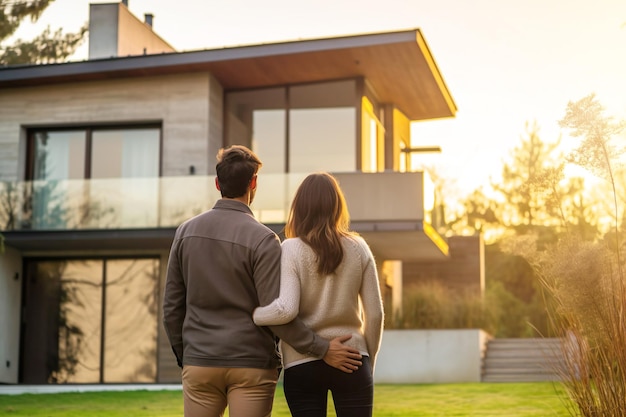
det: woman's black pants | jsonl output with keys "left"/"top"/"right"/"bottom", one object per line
{"left": 283, "top": 356, "right": 373, "bottom": 417}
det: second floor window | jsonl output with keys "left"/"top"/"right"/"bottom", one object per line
{"left": 225, "top": 80, "right": 357, "bottom": 174}
{"left": 27, "top": 126, "right": 161, "bottom": 181}
{"left": 23, "top": 126, "right": 162, "bottom": 230}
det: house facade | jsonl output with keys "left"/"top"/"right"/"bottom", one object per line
{"left": 0, "top": 2, "right": 480, "bottom": 385}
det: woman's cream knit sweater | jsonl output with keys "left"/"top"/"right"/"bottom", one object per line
{"left": 253, "top": 235, "right": 384, "bottom": 371}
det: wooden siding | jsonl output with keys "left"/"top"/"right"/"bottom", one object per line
{"left": 208, "top": 74, "right": 224, "bottom": 175}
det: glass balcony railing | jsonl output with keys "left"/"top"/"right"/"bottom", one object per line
{"left": 0, "top": 172, "right": 433, "bottom": 232}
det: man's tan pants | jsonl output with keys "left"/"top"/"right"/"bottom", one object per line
{"left": 182, "top": 365, "right": 278, "bottom": 417}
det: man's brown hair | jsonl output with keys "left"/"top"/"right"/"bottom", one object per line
{"left": 215, "top": 145, "right": 262, "bottom": 198}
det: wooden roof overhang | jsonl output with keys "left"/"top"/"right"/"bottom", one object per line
{"left": 0, "top": 29, "right": 456, "bottom": 121}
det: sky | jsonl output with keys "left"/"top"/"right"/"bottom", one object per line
{"left": 8, "top": 0, "right": 626, "bottom": 199}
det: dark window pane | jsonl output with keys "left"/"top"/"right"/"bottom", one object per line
{"left": 21, "top": 260, "right": 103, "bottom": 383}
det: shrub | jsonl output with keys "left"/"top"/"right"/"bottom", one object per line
{"left": 388, "top": 280, "right": 537, "bottom": 337}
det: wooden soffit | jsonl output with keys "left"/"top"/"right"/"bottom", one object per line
{"left": 0, "top": 29, "right": 456, "bottom": 121}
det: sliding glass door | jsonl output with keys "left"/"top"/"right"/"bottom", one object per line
{"left": 20, "top": 257, "right": 159, "bottom": 384}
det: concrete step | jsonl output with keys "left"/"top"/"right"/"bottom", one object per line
{"left": 484, "top": 360, "right": 559, "bottom": 370}
{"left": 482, "top": 373, "right": 562, "bottom": 383}
{"left": 482, "top": 362, "right": 559, "bottom": 372}
{"left": 489, "top": 337, "right": 562, "bottom": 344}
{"left": 481, "top": 338, "right": 565, "bottom": 382}
{"left": 486, "top": 349, "right": 562, "bottom": 358}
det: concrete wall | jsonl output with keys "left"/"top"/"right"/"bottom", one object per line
{"left": 0, "top": 73, "right": 215, "bottom": 181}
{"left": 0, "top": 246, "right": 22, "bottom": 384}
{"left": 374, "top": 329, "right": 491, "bottom": 383}
{"left": 335, "top": 171, "right": 425, "bottom": 221}
{"left": 88, "top": 3, "right": 119, "bottom": 59}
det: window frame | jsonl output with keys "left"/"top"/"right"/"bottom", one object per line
{"left": 19, "top": 255, "right": 161, "bottom": 384}
{"left": 25, "top": 123, "right": 164, "bottom": 181}
{"left": 224, "top": 78, "right": 368, "bottom": 173}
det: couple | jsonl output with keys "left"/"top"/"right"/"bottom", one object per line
{"left": 163, "top": 145, "right": 384, "bottom": 417}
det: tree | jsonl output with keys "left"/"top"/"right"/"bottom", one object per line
{"left": 0, "top": 0, "right": 87, "bottom": 65}
{"left": 492, "top": 121, "right": 563, "bottom": 231}
{"left": 451, "top": 120, "right": 606, "bottom": 339}
{"left": 447, "top": 187, "right": 500, "bottom": 237}
{"left": 560, "top": 93, "right": 626, "bottom": 272}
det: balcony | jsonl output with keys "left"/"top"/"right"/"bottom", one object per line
{"left": 0, "top": 172, "right": 447, "bottom": 261}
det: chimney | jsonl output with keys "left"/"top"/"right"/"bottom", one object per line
{"left": 121, "top": 0, "right": 128, "bottom": 6}
{"left": 88, "top": 2, "right": 175, "bottom": 59}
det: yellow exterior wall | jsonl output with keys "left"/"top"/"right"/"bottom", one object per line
{"left": 117, "top": 3, "right": 175, "bottom": 57}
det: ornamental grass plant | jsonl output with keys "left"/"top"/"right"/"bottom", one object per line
{"left": 527, "top": 94, "right": 626, "bottom": 416}
{"left": 536, "top": 236, "right": 626, "bottom": 416}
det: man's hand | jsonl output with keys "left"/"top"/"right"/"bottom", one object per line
{"left": 323, "top": 335, "right": 363, "bottom": 373}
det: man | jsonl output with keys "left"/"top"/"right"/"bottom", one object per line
{"left": 163, "top": 145, "right": 363, "bottom": 417}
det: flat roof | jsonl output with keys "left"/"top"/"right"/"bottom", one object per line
{"left": 0, "top": 29, "right": 456, "bottom": 121}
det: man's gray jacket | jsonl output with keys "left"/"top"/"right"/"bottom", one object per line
{"left": 163, "top": 199, "right": 329, "bottom": 369}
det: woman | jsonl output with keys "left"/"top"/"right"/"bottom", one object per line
{"left": 253, "top": 172, "right": 384, "bottom": 417}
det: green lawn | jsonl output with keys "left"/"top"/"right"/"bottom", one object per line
{"left": 0, "top": 383, "right": 573, "bottom": 416}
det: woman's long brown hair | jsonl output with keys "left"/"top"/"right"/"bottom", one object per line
{"left": 285, "top": 172, "right": 353, "bottom": 275}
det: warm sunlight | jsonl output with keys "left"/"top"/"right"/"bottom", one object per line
{"left": 4, "top": 3, "right": 626, "bottom": 413}
{"left": 9, "top": 0, "right": 626, "bottom": 202}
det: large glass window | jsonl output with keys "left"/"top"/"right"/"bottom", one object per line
{"left": 226, "top": 88, "right": 286, "bottom": 173}
{"left": 20, "top": 258, "right": 159, "bottom": 384}
{"left": 289, "top": 81, "right": 356, "bottom": 173}
{"left": 28, "top": 126, "right": 161, "bottom": 181}
{"left": 25, "top": 126, "right": 161, "bottom": 230}
{"left": 225, "top": 80, "right": 357, "bottom": 174}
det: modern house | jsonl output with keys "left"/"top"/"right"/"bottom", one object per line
{"left": 0, "top": 1, "right": 483, "bottom": 385}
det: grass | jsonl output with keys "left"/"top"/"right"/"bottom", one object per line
{"left": 0, "top": 382, "right": 572, "bottom": 416}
